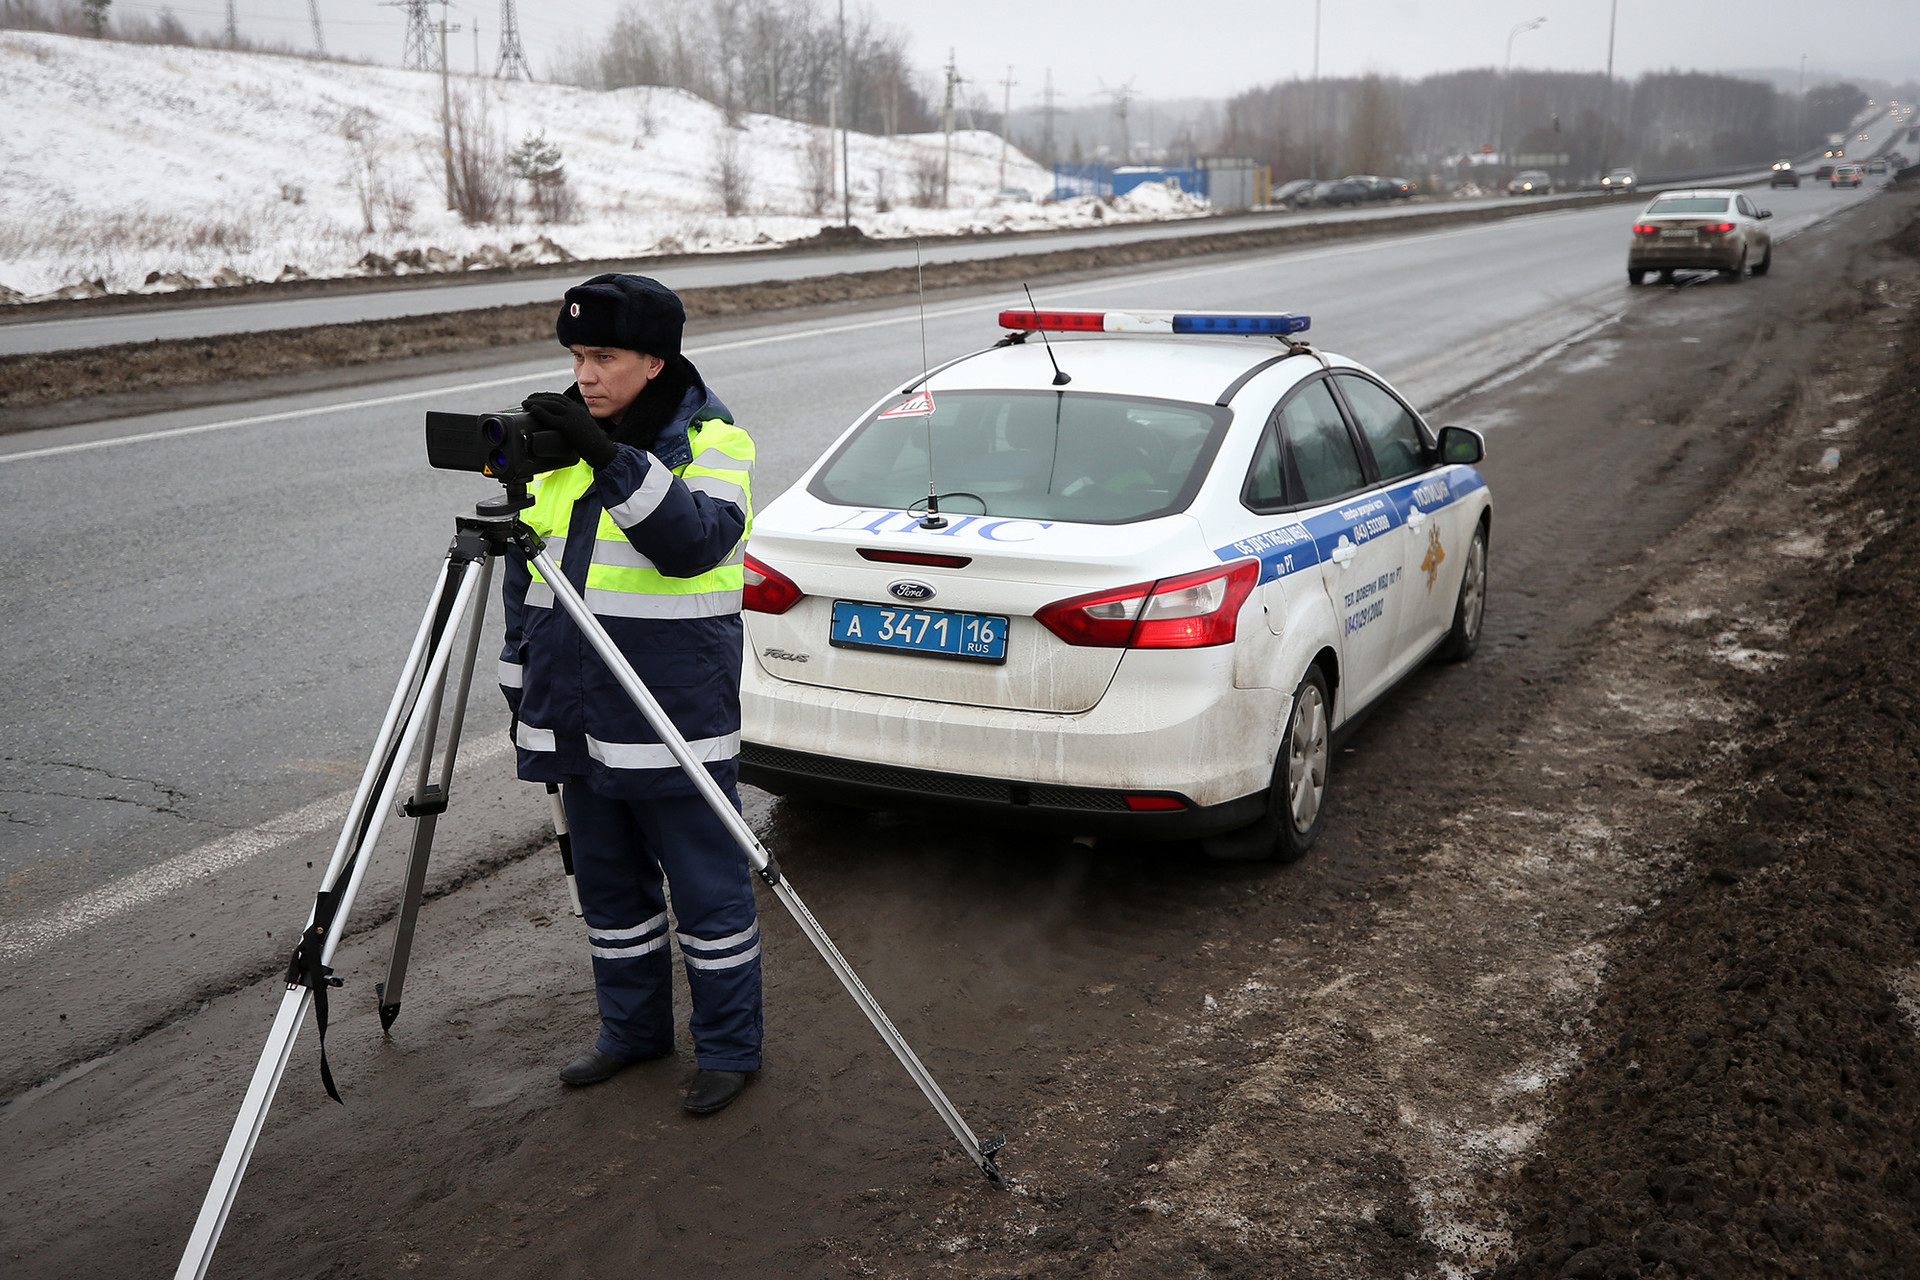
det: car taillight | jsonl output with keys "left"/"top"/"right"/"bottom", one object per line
{"left": 743, "top": 553, "right": 803, "bottom": 614}
{"left": 1035, "top": 560, "right": 1259, "bottom": 649}
{"left": 1632, "top": 223, "right": 1659, "bottom": 235}
{"left": 1703, "top": 222, "right": 1736, "bottom": 233}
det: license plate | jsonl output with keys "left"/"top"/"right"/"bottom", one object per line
{"left": 829, "top": 601, "right": 1008, "bottom": 664}
{"left": 1661, "top": 229, "right": 1696, "bottom": 240}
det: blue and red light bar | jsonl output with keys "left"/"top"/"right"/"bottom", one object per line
{"left": 998, "top": 309, "right": 1310, "bottom": 336}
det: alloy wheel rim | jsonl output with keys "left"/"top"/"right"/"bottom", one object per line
{"left": 1462, "top": 536, "right": 1486, "bottom": 640}
{"left": 1287, "top": 683, "right": 1329, "bottom": 832}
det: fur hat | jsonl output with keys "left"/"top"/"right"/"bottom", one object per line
{"left": 556, "top": 273, "right": 685, "bottom": 355}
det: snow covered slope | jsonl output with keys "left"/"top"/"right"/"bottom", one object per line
{"left": 0, "top": 30, "right": 1207, "bottom": 301}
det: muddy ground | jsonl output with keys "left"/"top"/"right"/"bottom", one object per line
{"left": 5, "top": 193, "right": 1920, "bottom": 1280}
{"left": 0, "top": 191, "right": 1612, "bottom": 428}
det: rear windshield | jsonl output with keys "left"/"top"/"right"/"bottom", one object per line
{"left": 1647, "top": 196, "right": 1730, "bottom": 214}
{"left": 808, "top": 389, "right": 1232, "bottom": 525}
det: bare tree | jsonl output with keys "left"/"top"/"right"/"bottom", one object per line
{"left": 711, "top": 128, "right": 751, "bottom": 216}
{"left": 803, "top": 126, "right": 834, "bottom": 215}
{"left": 1347, "top": 74, "right": 1401, "bottom": 175}
{"left": 911, "top": 153, "right": 943, "bottom": 208}
{"left": 445, "top": 90, "right": 508, "bottom": 225}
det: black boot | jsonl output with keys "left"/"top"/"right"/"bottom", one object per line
{"left": 558, "top": 1047, "right": 636, "bottom": 1086}
{"left": 683, "top": 1069, "right": 749, "bottom": 1114}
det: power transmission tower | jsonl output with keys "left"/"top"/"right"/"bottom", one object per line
{"left": 383, "top": 0, "right": 434, "bottom": 72}
{"left": 495, "top": 0, "right": 531, "bottom": 79}
{"left": 307, "top": 0, "right": 326, "bottom": 55}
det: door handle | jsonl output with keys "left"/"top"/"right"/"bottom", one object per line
{"left": 1330, "top": 537, "right": 1357, "bottom": 566}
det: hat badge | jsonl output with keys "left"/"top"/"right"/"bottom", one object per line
{"left": 569, "top": 302, "right": 580, "bottom": 316}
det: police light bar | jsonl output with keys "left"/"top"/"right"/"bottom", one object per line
{"left": 998, "top": 309, "right": 1310, "bottom": 336}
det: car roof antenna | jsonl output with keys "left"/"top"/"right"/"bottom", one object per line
{"left": 1023, "top": 282, "right": 1072, "bottom": 386}
{"left": 915, "top": 240, "right": 947, "bottom": 530}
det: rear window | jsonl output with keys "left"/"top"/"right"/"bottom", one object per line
{"left": 808, "top": 389, "right": 1232, "bottom": 525}
{"left": 1647, "top": 196, "right": 1730, "bottom": 214}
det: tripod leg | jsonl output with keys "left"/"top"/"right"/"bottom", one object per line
{"left": 177, "top": 556, "right": 491, "bottom": 1280}
{"left": 545, "top": 784, "right": 584, "bottom": 917}
{"left": 527, "top": 546, "right": 1006, "bottom": 1186}
{"left": 377, "top": 555, "right": 496, "bottom": 1031}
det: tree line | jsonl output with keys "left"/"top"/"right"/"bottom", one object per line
{"left": 551, "top": 0, "right": 936, "bottom": 136}
{"left": 1219, "top": 68, "right": 1880, "bottom": 182}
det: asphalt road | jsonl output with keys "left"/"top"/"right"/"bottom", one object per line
{"left": 0, "top": 174, "right": 1888, "bottom": 1101}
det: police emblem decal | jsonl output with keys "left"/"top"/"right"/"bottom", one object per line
{"left": 569, "top": 302, "right": 580, "bottom": 316}
{"left": 1420, "top": 525, "right": 1446, "bottom": 591}
{"left": 888, "top": 581, "right": 936, "bottom": 602}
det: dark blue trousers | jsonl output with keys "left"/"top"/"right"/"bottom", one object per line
{"left": 562, "top": 781, "right": 763, "bottom": 1071}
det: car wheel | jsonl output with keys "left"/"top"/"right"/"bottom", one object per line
{"left": 1752, "top": 245, "right": 1772, "bottom": 277}
{"left": 1722, "top": 248, "right": 1747, "bottom": 283}
{"left": 1628, "top": 268, "right": 1647, "bottom": 285}
{"left": 1435, "top": 522, "right": 1488, "bottom": 663}
{"left": 1201, "top": 666, "right": 1330, "bottom": 864}
{"left": 1659, "top": 270, "right": 1676, "bottom": 285}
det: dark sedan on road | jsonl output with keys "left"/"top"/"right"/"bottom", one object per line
{"left": 1309, "top": 178, "right": 1373, "bottom": 207}
{"left": 1770, "top": 160, "right": 1800, "bottom": 188}
{"left": 1627, "top": 190, "right": 1773, "bottom": 284}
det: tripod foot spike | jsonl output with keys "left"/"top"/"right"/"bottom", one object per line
{"left": 978, "top": 1134, "right": 1008, "bottom": 1187}
{"left": 375, "top": 982, "right": 400, "bottom": 1033}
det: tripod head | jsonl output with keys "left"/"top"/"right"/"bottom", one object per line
{"left": 476, "top": 480, "right": 534, "bottom": 518}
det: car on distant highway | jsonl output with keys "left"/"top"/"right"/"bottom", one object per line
{"left": 739, "top": 307, "right": 1494, "bottom": 863}
{"left": 1271, "top": 178, "right": 1319, "bottom": 207}
{"left": 1600, "top": 168, "right": 1637, "bottom": 190}
{"left": 1832, "top": 164, "right": 1864, "bottom": 188}
{"left": 1867, "top": 157, "right": 1888, "bottom": 175}
{"left": 1769, "top": 160, "right": 1801, "bottom": 188}
{"left": 1508, "top": 169, "right": 1552, "bottom": 195}
{"left": 1627, "top": 189, "right": 1773, "bottom": 285}
{"left": 1384, "top": 176, "right": 1417, "bottom": 197}
{"left": 1309, "top": 178, "right": 1373, "bottom": 207}
{"left": 1824, "top": 146, "right": 1846, "bottom": 160}
{"left": 1815, "top": 163, "right": 1837, "bottom": 181}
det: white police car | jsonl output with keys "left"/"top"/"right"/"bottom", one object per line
{"left": 739, "top": 309, "right": 1491, "bottom": 861}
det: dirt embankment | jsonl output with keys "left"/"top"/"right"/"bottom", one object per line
{"left": 0, "top": 194, "right": 1618, "bottom": 428}
{"left": 1485, "top": 222, "right": 1920, "bottom": 1279}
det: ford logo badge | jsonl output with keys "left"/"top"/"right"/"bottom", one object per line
{"left": 888, "top": 580, "right": 936, "bottom": 602}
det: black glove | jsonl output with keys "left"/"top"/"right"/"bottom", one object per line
{"left": 522, "top": 391, "right": 617, "bottom": 470}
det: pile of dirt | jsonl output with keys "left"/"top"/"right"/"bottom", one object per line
{"left": 1486, "top": 226, "right": 1920, "bottom": 1279}
{"left": 0, "top": 191, "right": 1614, "bottom": 427}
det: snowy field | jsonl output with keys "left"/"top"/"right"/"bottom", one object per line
{"left": 0, "top": 30, "right": 1208, "bottom": 302}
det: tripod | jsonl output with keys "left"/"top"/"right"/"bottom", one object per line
{"left": 175, "top": 491, "right": 1005, "bottom": 1280}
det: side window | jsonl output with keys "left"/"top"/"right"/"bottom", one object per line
{"left": 1282, "top": 379, "right": 1366, "bottom": 503}
{"left": 1244, "top": 418, "right": 1288, "bottom": 507}
{"left": 1335, "top": 374, "right": 1427, "bottom": 483}
{"left": 1737, "top": 195, "right": 1757, "bottom": 217}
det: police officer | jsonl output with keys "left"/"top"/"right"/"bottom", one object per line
{"left": 498, "top": 274, "right": 760, "bottom": 1115}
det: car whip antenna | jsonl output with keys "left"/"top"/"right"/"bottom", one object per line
{"left": 1022, "top": 283, "right": 1071, "bottom": 386}
{"left": 916, "top": 240, "right": 947, "bottom": 529}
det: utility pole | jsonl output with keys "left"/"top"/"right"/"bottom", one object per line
{"left": 224, "top": 0, "right": 237, "bottom": 47}
{"left": 307, "top": 0, "right": 326, "bottom": 56}
{"left": 1497, "top": 17, "right": 1546, "bottom": 165}
{"left": 998, "top": 66, "right": 1017, "bottom": 190}
{"left": 496, "top": 0, "right": 530, "bottom": 79}
{"left": 1042, "top": 68, "right": 1057, "bottom": 168}
{"left": 1308, "top": 0, "right": 1321, "bottom": 180}
{"left": 1599, "top": 0, "right": 1617, "bottom": 177}
{"left": 942, "top": 49, "right": 961, "bottom": 207}
{"left": 838, "top": 0, "right": 851, "bottom": 226}
{"left": 434, "top": 1, "right": 461, "bottom": 210}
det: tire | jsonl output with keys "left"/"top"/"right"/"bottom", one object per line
{"left": 1722, "top": 248, "right": 1747, "bottom": 283}
{"left": 1201, "top": 666, "right": 1331, "bottom": 864}
{"left": 1435, "top": 522, "right": 1488, "bottom": 663}
{"left": 1659, "top": 270, "right": 1676, "bottom": 285}
{"left": 1751, "top": 245, "right": 1772, "bottom": 277}
{"left": 1628, "top": 268, "right": 1647, "bottom": 286}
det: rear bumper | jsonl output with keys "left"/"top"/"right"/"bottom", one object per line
{"left": 1629, "top": 242, "right": 1744, "bottom": 270}
{"left": 740, "top": 742, "right": 1268, "bottom": 839}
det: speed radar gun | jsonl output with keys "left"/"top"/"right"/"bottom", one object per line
{"left": 174, "top": 409, "right": 1006, "bottom": 1280}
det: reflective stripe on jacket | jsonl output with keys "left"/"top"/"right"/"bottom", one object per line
{"left": 498, "top": 377, "right": 753, "bottom": 797}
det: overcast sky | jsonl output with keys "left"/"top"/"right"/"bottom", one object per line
{"left": 132, "top": 0, "right": 1920, "bottom": 105}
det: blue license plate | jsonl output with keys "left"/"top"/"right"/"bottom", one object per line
{"left": 829, "top": 601, "right": 1008, "bottom": 664}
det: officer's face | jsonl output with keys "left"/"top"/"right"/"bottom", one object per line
{"left": 571, "top": 346, "right": 665, "bottom": 418}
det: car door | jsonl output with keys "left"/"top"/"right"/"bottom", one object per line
{"left": 1247, "top": 374, "right": 1406, "bottom": 718}
{"left": 1330, "top": 371, "right": 1459, "bottom": 670}
{"left": 1735, "top": 194, "right": 1769, "bottom": 260}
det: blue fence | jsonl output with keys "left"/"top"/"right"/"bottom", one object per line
{"left": 1052, "top": 164, "right": 1206, "bottom": 200}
